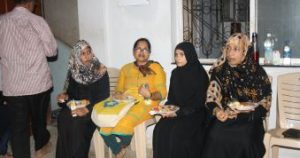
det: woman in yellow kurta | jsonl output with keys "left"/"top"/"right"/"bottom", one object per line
{"left": 100, "top": 38, "right": 167, "bottom": 158}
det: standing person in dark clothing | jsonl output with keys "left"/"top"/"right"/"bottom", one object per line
{"left": 0, "top": 91, "right": 12, "bottom": 158}
{"left": 56, "top": 40, "right": 109, "bottom": 158}
{"left": 0, "top": 0, "right": 57, "bottom": 157}
{"left": 202, "top": 33, "right": 272, "bottom": 158}
{"left": 153, "top": 42, "right": 209, "bottom": 158}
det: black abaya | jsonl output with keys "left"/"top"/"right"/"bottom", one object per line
{"left": 56, "top": 73, "right": 109, "bottom": 158}
{"left": 203, "top": 43, "right": 272, "bottom": 158}
{"left": 202, "top": 117, "right": 266, "bottom": 158}
{"left": 153, "top": 42, "right": 209, "bottom": 158}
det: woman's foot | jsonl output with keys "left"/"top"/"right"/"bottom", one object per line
{"left": 115, "top": 148, "right": 126, "bottom": 158}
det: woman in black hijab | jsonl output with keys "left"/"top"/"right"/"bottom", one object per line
{"left": 202, "top": 33, "right": 271, "bottom": 158}
{"left": 153, "top": 42, "right": 209, "bottom": 158}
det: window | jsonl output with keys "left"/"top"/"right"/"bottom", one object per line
{"left": 257, "top": 0, "right": 300, "bottom": 59}
{"left": 182, "top": 0, "right": 250, "bottom": 61}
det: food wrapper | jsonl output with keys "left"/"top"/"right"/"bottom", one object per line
{"left": 67, "top": 99, "right": 90, "bottom": 117}
{"left": 149, "top": 105, "right": 179, "bottom": 116}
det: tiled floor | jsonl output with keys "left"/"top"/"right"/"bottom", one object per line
{"left": 3, "top": 121, "right": 153, "bottom": 158}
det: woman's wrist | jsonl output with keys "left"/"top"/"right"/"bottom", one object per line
{"left": 145, "top": 92, "right": 152, "bottom": 99}
{"left": 213, "top": 107, "right": 221, "bottom": 116}
{"left": 149, "top": 92, "right": 162, "bottom": 100}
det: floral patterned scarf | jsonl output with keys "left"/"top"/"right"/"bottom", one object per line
{"left": 206, "top": 47, "right": 272, "bottom": 111}
{"left": 63, "top": 40, "right": 106, "bottom": 91}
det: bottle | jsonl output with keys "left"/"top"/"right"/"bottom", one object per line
{"left": 272, "top": 50, "right": 281, "bottom": 65}
{"left": 264, "top": 33, "right": 274, "bottom": 64}
{"left": 251, "top": 32, "right": 259, "bottom": 64}
{"left": 283, "top": 41, "right": 291, "bottom": 65}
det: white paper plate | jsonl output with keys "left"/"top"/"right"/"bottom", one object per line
{"left": 235, "top": 103, "right": 259, "bottom": 111}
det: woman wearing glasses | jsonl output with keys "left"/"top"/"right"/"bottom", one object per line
{"left": 202, "top": 33, "right": 272, "bottom": 158}
{"left": 99, "top": 38, "right": 167, "bottom": 158}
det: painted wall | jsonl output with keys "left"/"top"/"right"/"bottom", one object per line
{"left": 49, "top": 40, "right": 71, "bottom": 110}
{"left": 77, "top": 0, "right": 108, "bottom": 66}
{"left": 77, "top": 0, "right": 179, "bottom": 80}
{"left": 44, "top": 0, "right": 79, "bottom": 46}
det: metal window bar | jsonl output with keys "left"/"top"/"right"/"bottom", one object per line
{"left": 183, "top": 0, "right": 250, "bottom": 60}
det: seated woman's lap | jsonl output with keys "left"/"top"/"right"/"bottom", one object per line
{"left": 206, "top": 119, "right": 264, "bottom": 146}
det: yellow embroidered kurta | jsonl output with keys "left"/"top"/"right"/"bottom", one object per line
{"left": 100, "top": 62, "right": 167, "bottom": 135}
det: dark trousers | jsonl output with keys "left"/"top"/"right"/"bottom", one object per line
{"left": 0, "top": 91, "right": 11, "bottom": 155}
{"left": 6, "top": 89, "right": 51, "bottom": 158}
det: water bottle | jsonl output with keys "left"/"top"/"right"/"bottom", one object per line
{"left": 283, "top": 41, "right": 291, "bottom": 65}
{"left": 264, "top": 33, "right": 274, "bottom": 64}
{"left": 251, "top": 32, "right": 259, "bottom": 64}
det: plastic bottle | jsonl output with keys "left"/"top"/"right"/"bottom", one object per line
{"left": 283, "top": 41, "right": 291, "bottom": 65}
{"left": 272, "top": 50, "right": 281, "bottom": 65}
{"left": 264, "top": 33, "right": 274, "bottom": 64}
{"left": 251, "top": 32, "right": 259, "bottom": 64}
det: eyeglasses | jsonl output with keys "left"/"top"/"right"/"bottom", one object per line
{"left": 226, "top": 46, "right": 241, "bottom": 52}
{"left": 134, "top": 48, "right": 150, "bottom": 53}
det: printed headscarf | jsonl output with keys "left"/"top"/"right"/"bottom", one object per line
{"left": 206, "top": 33, "right": 272, "bottom": 111}
{"left": 63, "top": 40, "right": 106, "bottom": 91}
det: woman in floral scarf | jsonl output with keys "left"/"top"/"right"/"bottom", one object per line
{"left": 202, "top": 33, "right": 272, "bottom": 158}
{"left": 56, "top": 40, "right": 109, "bottom": 158}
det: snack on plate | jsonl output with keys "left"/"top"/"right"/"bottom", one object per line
{"left": 227, "top": 100, "right": 241, "bottom": 110}
{"left": 67, "top": 99, "right": 90, "bottom": 110}
{"left": 112, "top": 95, "right": 136, "bottom": 103}
{"left": 227, "top": 101, "right": 258, "bottom": 111}
{"left": 149, "top": 105, "right": 180, "bottom": 115}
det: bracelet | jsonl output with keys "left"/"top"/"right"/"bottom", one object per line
{"left": 213, "top": 107, "right": 220, "bottom": 116}
{"left": 145, "top": 93, "right": 152, "bottom": 99}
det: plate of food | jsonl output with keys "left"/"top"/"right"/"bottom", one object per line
{"left": 227, "top": 101, "right": 258, "bottom": 111}
{"left": 112, "top": 95, "right": 136, "bottom": 103}
{"left": 67, "top": 99, "right": 89, "bottom": 110}
{"left": 149, "top": 105, "right": 180, "bottom": 116}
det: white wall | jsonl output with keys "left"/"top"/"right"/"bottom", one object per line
{"left": 77, "top": 0, "right": 109, "bottom": 66}
{"left": 44, "top": 0, "right": 79, "bottom": 46}
{"left": 78, "top": 0, "right": 181, "bottom": 81}
{"left": 49, "top": 40, "right": 71, "bottom": 110}
{"left": 106, "top": 0, "right": 175, "bottom": 79}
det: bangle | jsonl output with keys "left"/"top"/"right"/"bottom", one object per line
{"left": 145, "top": 93, "right": 152, "bottom": 99}
{"left": 213, "top": 107, "right": 220, "bottom": 116}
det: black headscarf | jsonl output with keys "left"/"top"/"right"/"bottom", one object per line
{"left": 206, "top": 42, "right": 272, "bottom": 118}
{"left": 166, "top": 42, "right": 209, "bottom": 117}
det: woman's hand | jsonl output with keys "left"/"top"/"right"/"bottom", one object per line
{"left": 215, "top": 108, "right": 228, "bottom": 122}
{"left": 138, "top": 84, "right": 151, "bottom": 98}
{"left": 226, "top": 109, "right": 239, "bottom": 119}
{"left": 96, "top": 64, "right": 107, "bottom": 75}
{"left": 162, "top": 111, "right": 177, "bottom": 118}
{"left": 112, "top": 92, "right": 125, "bottom": 100}
{"left": 57, "top": 93, "right": 68, "bottom": 103}
{"left": 71, "top": 107, "right": 89, "bottom": 117}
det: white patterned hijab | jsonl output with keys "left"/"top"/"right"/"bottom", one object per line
{"left": 63, "top": 40, "right": 106, "bottom": 91}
